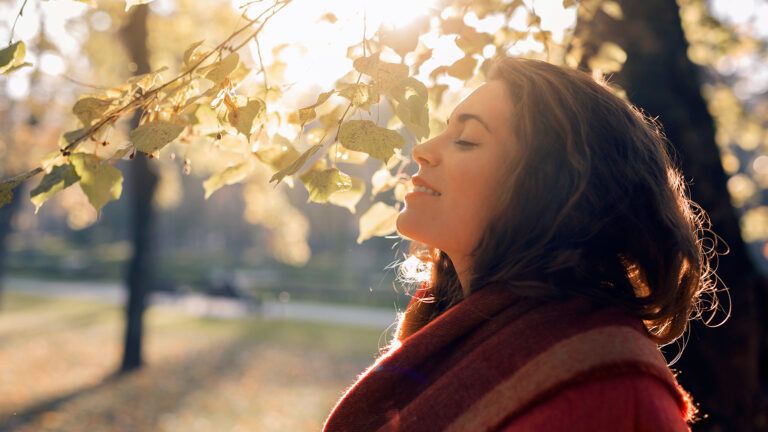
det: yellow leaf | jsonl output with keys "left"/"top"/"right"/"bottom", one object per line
{"left": 255, "top": 135, "right": 301, "bottom": 172}
{"left": 183, "top": 40, "right": 206, "bottom": 70}
{"left": 356, "top": 202, "right": 400, "bottom": 243}
{"left": 0, "top": 41, "right": 30, "bottom": 75}
{"left": 0, "top": 170, "right": 38, "bottom": 209}
{"left": 228, "top": 98, "right": 265, "bottom": 136}
{"left": 73, "top": 97, "right": 112, "bottom": 126}
{"left": 205, "top": 52, "right": 239, "bottom": 84}
{"left": 70, "top": 153, "right": 123, "bottom": 212}
{"left": 353, "top": 56, "right": 409, "bottom": 92}
{"left": 299, "top": 168, "right": 352, "bottom": 203}
{"left": 338, "top": 120, "right": 405, "bottom": 162}
{"left": 600, "top": 1, "right": 624, "bottom": 20}
{"left": 269, "top": 144, "right": 323, "bottom": 185}
{"left": 328, "top": 176, "right": 365, "bottom": 213}
{"left": 125, "top": 0, "right": 155, "bottom": 11}
{"left": 587, "top": 42, "right": 627, "bottom": 73}
{"left": 30, "top": 164, "right": 80, "bottom": 213}
{"left": 130, "top": 121, "right": 185, "bottom": 153}
{"left": 447, "top": 55, "right": 478, "bottom": 80}
{"left": 203, "top": 162, "right": 254, "bottom": 199}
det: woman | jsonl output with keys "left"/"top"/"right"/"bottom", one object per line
{"left": 323, "top": 57, "right": 723, "bottom": 431}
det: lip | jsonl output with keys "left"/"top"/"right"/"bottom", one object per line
{"left": 411, "top": 175, "right": 441, "bottom": 195}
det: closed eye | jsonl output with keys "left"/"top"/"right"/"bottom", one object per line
{"left": 454, "top": 139, "right": 478, "bottom": 148}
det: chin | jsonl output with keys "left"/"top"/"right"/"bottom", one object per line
{"left": 396, "top": 211, "right": 430, "bottom": 245}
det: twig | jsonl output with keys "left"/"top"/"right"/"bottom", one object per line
{"left": 8, "top": 0, "right": 29, "bottom": 45}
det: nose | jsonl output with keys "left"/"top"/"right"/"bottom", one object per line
{"left": 411, "top": 138, "right": 440, "bottom": 167}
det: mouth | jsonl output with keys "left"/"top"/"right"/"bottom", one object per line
{"left": 410, "top": 184, "right": 441, "bottom": 196}
{"left": 409, "top": 175, "right": 442, "bottom": 197}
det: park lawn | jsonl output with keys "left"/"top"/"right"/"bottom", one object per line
{"left": 0, "top": 292, "right": 389, "bottom": 432}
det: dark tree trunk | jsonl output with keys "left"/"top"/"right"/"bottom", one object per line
{"left": 119, "top": 4, "right": 158, "bottom": 373}
{"left": 577, "top": 0, "right": 766, "bottom": 430}
{"left": 0, "top": 184, "right": 22, "bottom": 311}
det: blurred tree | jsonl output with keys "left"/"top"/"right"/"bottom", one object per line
{"left": 577, "top": 0, "right": 767, "bottom": 429}
{"left": 119, "top": 3, "right": 155, "bottom": 373}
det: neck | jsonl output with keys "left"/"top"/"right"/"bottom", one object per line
{"left": 450, "top": 255, "right": 472, "bottom": 298}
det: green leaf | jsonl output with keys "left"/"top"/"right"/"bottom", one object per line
{"left": 338, "top": 120, "right": 404, "bottom": 162}
{"left": 356, "top": 202, "right": 400, "bottom": 243}
{"left": 203, "top": 162, "right": 253, "bottom": 199}
{"left": 30, "top": 164, "right": 80, "bottom": 213}
{"left": 0, "top": 41, "right": 29, "bottom": 75}
{"left": 328, "top": 175, "right": 365, "bottom": 213}
{"left": 73, "top": 97, "right": 112, "bottom": 126}
{"left": 352, "top": 56, "right": 409, "bottom": 92}
{"left": 228, "top": 98, "right": 265, "bottom": 136}
{"left": 269, "top": 144, "right": 323, "bottom": 185}
{"left": 299, "top": 168, "right": 352, "bottom": 203}
{"left": 129, "top": 121, "right": 185, "bottom": 153}
{"left": 205, "top": 52, "right": 239, "bottom": 83}
{"left": 69, "top": 153, "right": 123, "bottom": 212}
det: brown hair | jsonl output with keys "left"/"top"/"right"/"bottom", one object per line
{"left": 395, "top": 57, "right": 725, "bottom": 347}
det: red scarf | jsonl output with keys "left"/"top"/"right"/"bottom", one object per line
{"left": 322, "top": 283, "right": 694, "bottom": 431}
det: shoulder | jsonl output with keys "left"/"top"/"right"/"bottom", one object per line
{"left": 499, "top": 372, "right": 691, "bottom": 432}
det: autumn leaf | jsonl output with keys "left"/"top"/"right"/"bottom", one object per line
{"left": 394, "top": 94, "right": 429, "bottom": 140}
{"left": 588, "top": 42, "right": 627, "bottom": 73}
{"left": 228, "top": 98, "right": 265, "bottom": 136}
{"left": 125, "top": 0, "right": 155, "bottom": 11}
{"left": 328, "top": 175, "right": 365, "bottom": 213}
{"left": 255, "top": 135, "right": 301, "bottom": 173}
{"left": 30, "top": 164, "right": 81, "bottom": 213}
{"left": 287, "top": 91, "right": 334, "bottom": 125}
{"left": 0, "top": 170, "right": 38, "bottom": 209}
{"left": 183, "top": 40, "right": 206, "bottom": 70}
{"left": 73, "top": 97, "right": 112, "bottom": 126}
{"left": 338, "top": 120, "right": 404, "bottom": 162}
{"left": 69, "top": 153, "right": 123, "bottom": 212}
{"left": 447, "top": 55, "right": 478, "bottom": 80}
{"left": 203, "top": 162, "right": 254, "bottom": 199}
{"left": 299, "top": 168, "right": 352, "bottom": 203}
{"left": 356, "top": 202, "right": 400, "bottom": 243}
{"left": 130, "top": 121, "right": 185, "bottom": 153}
{"left": 204, "top": 52, "right": 239, "bottom": 84}
{"left": 339, "top": 83, "right": 377, "bottom": 111}
{"left": 352, "top": 56, "right": 409, "bottom": 92}
{"left": 0, "top": 41, "right": 30, "bottom": 75}
{"left": 269, "top": 144, "right": 323, "bottom": 185}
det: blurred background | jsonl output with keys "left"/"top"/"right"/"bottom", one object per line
{"left": 1, "top": 0, "right": 767, "bottom": 430}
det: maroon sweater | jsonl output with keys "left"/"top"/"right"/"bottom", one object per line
{"left": 323, "top": 283, "right": 694, "bottom": 431}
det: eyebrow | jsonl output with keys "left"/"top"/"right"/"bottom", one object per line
{"left": 446, "top": 112, "right": 492, "bottom": 133}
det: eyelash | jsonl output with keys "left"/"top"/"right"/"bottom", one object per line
{"left": 454, "top": 139, "right": 477, "bottom": 148}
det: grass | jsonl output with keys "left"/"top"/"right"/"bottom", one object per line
{"left": 0, "top": 292, "right": 389, "bottom": 432}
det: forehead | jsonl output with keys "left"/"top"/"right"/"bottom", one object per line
{"left": 449, "top": 80, "right": 513, "bottom": 133}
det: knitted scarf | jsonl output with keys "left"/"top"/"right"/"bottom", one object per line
{"left": 322, "top": 283, "right": 694, "bottom": 431}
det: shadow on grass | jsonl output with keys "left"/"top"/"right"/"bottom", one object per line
{"left": 1, "top": 319, "right": 377, "bottom": 432}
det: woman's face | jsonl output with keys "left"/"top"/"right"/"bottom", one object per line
{"left": 397, "top": 80, "right": 516, "bottom": 273}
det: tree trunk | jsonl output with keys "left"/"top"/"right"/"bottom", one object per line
{"left": 577, "top": 1, "right": 766, "bottom": 430}
{"left": 0, "top": 184, "right": 22, "bottom": 311}
{"left": 119, "top": 4, "right": 158, "bottom": 373}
